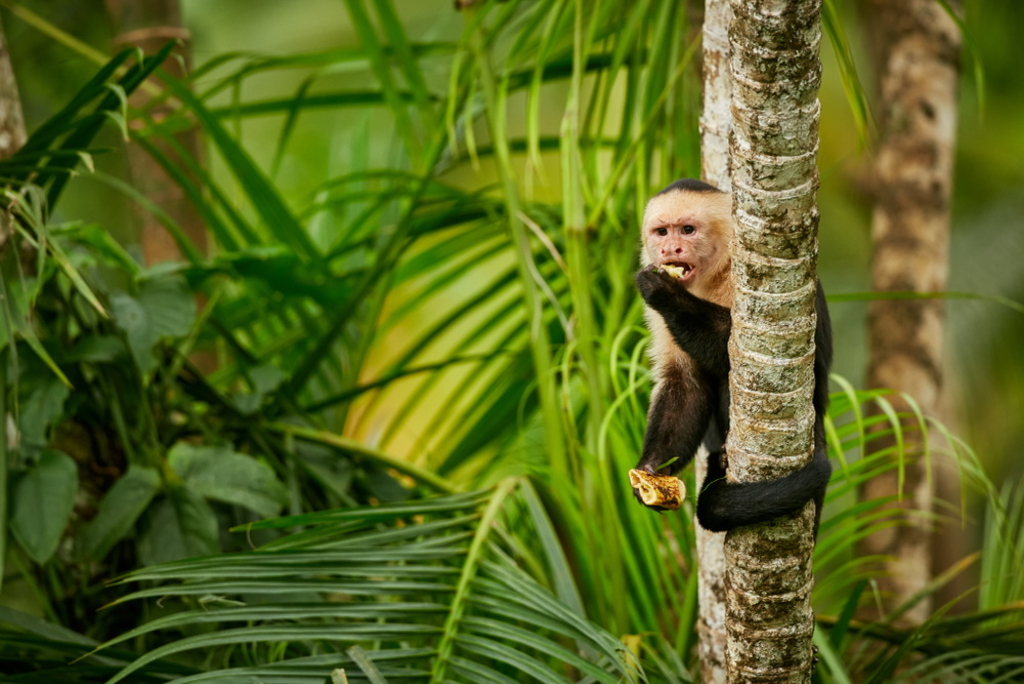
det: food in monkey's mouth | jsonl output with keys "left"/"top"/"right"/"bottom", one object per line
{"left": 629, "top": 469, "right": 685, "bottom": 510}
{"left": 661, "top": 263, "right": 691, "bottom": 279}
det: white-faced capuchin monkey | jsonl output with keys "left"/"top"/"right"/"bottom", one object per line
{"left": 632, "top": 178, "right": 833, "bottom": 532}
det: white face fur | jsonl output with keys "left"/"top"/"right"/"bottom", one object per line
{"left": 641, "top": 188, "right": 734, "bottom": 305}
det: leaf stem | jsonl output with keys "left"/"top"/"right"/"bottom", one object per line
{"left": 429, "top": 477, "right": 517, "bottom": 684}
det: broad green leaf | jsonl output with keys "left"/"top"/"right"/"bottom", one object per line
{"left": 63, "top": 335, "right": 126, "bottom": 364}
{"left": 10, "top": 450, "right": 78, "bottom": 564}
{"left": 168, "top": 442, "right": 288, "bottom": 518}
{"left": 58, "top": 223, "right": 141, "bottom": 276}
{"left": 111, "top": 278, "right": 196, "bottom": 376}
{"left": 139, "top": 277, "right": 198, "bottom": 338}
{"left": 234, "top": 363, "right": 287, "bottom": 414}
{"left": 137, "top": 487, "right": 219, "bottom": 566}
{"left": 17, "top": 375, "right": 70, "bottom": 451}
{"left": 109, "top": 292, "right": 151, "bottom": 373}
{"left": 76, "top": 467, "right": 161, "bottom": 562}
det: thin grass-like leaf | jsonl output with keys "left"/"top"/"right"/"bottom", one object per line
{"left": 264, "top": 423, "right": 456, "bottom": 493}
{"left": 45, "top": 44, "right": 176, "bottom": 207}
{"left": 822, "top": 0, "right": 872, "bottom": 143}
{"left": 160, "top": 77, "right": 319, "bottom": 259}
{"left": 342, "top": 0, "right": 421, "bottom": 163}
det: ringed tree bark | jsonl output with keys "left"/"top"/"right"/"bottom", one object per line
{"left": 725, "top": 0, "right": 823, "bottom": 680}
{"left": 860, "top": 0, "right": 962, "bottom": 625}
{"left": 0, "top": 14, "right": 25, "bottom": 162}
{"left": 696, "top": 0, "right": 732, "bottom": 680}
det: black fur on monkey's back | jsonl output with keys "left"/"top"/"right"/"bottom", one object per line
{"left": 634, "top": 179, "right": 833, "bottom": 533}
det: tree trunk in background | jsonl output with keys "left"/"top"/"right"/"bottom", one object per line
{"left": 0, "top": 15, "right": 25, "bottom": 161}
{"left": 106, "top": 0, "right": 216, "bottom": 374}
{"left": 104, "top": 0, "right": 208, "bottom": 264}
{"left": 725, "top": 0, "right": 822, "bottom": 680}
{"left": 0, "top": 12, "right": 26, "bottom": 596}
{"left": 860, "top": 0, "right": 961, "bottom": 625}
{"left": 696, "top": 0, "right": 731, "bottom": 680}
{"left": 700, "top": 0, "right": 731, "bottom": 187}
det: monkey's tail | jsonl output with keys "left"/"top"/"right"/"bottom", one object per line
{"left": 695, "top": 448, "right": 831, "bottom": 533}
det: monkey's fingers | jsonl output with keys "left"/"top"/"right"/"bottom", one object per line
{"left": 635, "top": 268, "right": 684, "bottom": 311}
{"left": 629, "top": 469, "right": 685, "bottom": 510}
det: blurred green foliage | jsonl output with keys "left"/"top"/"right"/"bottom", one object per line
{"left": 0, "top": 0, "right": 1022, "bottom": 682}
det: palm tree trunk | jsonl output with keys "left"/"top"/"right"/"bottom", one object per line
{"left": 860, "top": 0, "right": 961, "bottom": 625}
{"left": 696, "top": 1, "right": 732, "bottom": 680}
{"left": 700, "top": 0, "right": 731, "bottom": 186}
{"left": 0, "top": 12, "right": 26, "bottom": 596}
{"left": 725, "top": 0, "right": 822, "bottom": 680}
{"left": 105, "top": 0, "right": 217, "bottom": 373}
{"left": 0, "top": 15, "right": 25, "bottom": 162}
{"left": 104, "top": 0, "right": 208, "bottom": 265}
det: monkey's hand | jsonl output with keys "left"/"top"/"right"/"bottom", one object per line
{"left": 635, "top": 266, "right": 695, "bottom": 314}
{"left": 636, "top": 266, "right": 731, "bottom": 372}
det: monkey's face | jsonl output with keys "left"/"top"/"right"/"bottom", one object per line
{"left": 641, "top": 188, "right": 733, "bottom": 295}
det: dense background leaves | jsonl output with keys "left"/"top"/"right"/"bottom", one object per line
{"left": 0, "top": 0, "right": 1023, "bottom": 682}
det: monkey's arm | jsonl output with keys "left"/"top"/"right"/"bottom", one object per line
{"left": 636, "top": 267, "right": 731, "bottom": 374}
{"left": 633, "top": 357, "right": 712, "bottom": 509}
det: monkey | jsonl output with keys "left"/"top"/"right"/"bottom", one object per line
{"left": 632, "top": 178, "right": 833, "bottom": 533}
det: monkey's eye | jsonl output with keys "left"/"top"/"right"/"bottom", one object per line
{"left": 655, "top": 227, "right": 668, "bottom": 237}
{"left": 682, "top": 225, "right": 696, "bottom": 235}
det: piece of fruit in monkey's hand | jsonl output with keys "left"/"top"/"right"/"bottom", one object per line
{"left": 629, "top": 469, "right": 685, "bottom": 511}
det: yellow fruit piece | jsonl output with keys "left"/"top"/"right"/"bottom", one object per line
{"left": 629, "top": 469, "right": 685, "bottom": 510}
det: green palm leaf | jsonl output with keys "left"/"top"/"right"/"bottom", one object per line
{"left": 94, "top": 481, "right": 642, "bottom": 684}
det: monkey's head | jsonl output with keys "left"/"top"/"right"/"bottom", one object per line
{"left": 641, "top": 179, "right": 733, "bottom": 304}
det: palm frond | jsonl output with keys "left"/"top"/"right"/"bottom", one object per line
{"left": 92, "top": 481, "right": 642, "bottom": 684}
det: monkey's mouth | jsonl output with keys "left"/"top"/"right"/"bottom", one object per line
{"left": 660, "top": 262, "right": 694, "bottom": 280}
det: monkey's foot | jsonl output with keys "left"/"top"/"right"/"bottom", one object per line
{"left": 629, "top": 469, "right": 685, "bottom": 511}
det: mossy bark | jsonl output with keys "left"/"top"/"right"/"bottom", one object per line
{"left": 697, "top": 1, "right": 733, "bottom": 681}
{"left": 0, "top": 15, "right": 25, "bottom": 162}
{"left": 724, "top": 0, "right": 822, "bottom": 681}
